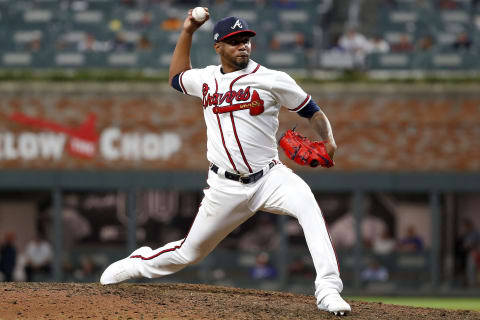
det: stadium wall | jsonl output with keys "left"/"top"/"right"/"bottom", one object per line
{"left": 0, "top": 82, "right": 479, "bottom": 171}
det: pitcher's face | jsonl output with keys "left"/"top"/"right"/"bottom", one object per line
{"left": 215, "top": 35, "right": 251, "bottom": 71}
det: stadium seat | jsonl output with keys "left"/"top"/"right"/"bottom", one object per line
{"left": 55, "top": 53, "right": 85, "bottom": 67}
{"left": 266, "top": 53, "right": 298, "bottom": 68}
{"left": 23, "top": 10, "right": 53, "bottom": 23}
{"left": 442, "top": 11, "right": 469, "bottom": 24}
{"left": 367, "top": 53, "right": 411, "bottom": 69}
{"left": 107, "top": 53, "right": 137, "bottom": 67}
{"left": 320, "top": 52, "right": 354, "bottom": 69}
{"left": 279, "top": 10, "right": 309, "bottom": 24}
{"left": 74, "top": 11, "right": 103, "bottom": 24}
{"left": 2, "top": 52, "right": 32, "bottom": 66}
{"left": 389, "top": 11, "right": 417, "bottom": 23}
{"left": 227, "top": 10, "right": 257, "bottom": 22}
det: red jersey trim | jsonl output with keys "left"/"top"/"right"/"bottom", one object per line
{"left": 214, "top": 78, "right": 238, "bottom": 172}
{"left": 179, "top": 71, "right": 187, "bottom": 94}
{"left": 291, "top": 94, "right": 311, "bottom": 112}
{"left": 227, "top": 63, "right": 261, "bottom": 173}
{"left": 130, "top": 204, "right": 202, "bottom": 260}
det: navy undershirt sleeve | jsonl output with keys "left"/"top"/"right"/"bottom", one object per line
{"left": 171, "top": 73, "right": 182, "bottom": 92}
{"left": 297, "top": 99, "right": 321, "bottom": 118}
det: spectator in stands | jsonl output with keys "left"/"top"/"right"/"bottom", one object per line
{"left": 438, "top": 0, "right": 458, "bottom": 9}
{"left": 452, "top": 32, "right": 472, "bottom": 52}
{"left": 111, "top": 33, "right": 134, "bottom": 52}
{"left": 0, "top": 232, "right": 17, "bottom": 282}
{"left": 472, "top": 245, "right": 480, "bottom": 287}
{"left": 135, "top": 12, "right": 152, "bottom": 30}
{"left": 398, "top": 225, "right": 423, "bottom": 253}
{"left": 415, "top": 34, "right": 435, "bottom": 52}
{"left": 161, "top": 14, "right": 182, "bottom": 31}
{"left": 330, "top": 213, "right": 388, "bottom": 250}
{"left": 366, "top": 34, "right": 390, "bottom": 54}
{"left": 391, "top": 34, "right": 414, "bottom": 52}
{"left": 27, "top": 38, "right": 42, "bottom": 52}
{"left": 137, "top": 34, "right": 153, "bottom": 51}
{"left": 338, "top": 27, "right": 370, "bottom": 68}
{"left": 361, "top": 259, "right": 389, "bottom": 283}
{"left": 249, "top": 252, "right": 277, "bottom": 280}
{"left": 238, "top": 215, "right": 279, "bottom": 252}
{"left": 77, "top": 34, "right": 107, "bottom": 52}
{"left": 373, "top": 230, "right": 396, "bottom": 255}
{"left": 109, "top": 19, "right": 123, "bottom": 32}
{"left": 462, "top": 219, "right": 480, "bottom": 287}
{"left": 24, "top": 234, "right": 53, "bottom": 282}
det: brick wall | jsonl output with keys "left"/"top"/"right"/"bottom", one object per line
{"left": 0, "top": 83, "right": 478, "bottom": 171}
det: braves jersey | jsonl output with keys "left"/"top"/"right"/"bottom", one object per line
{"left": 173, "top": 60, "right": 311, "bottom": 174}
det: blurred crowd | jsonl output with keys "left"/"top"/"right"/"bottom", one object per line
{"left": 5, "top": 0, "right": 479, "bottom": 71}
{"left": 0, "top": 232, "right": 53, "bottom": 282}
{"left": 2, "top": 191, "right": 480, "bottom": 290}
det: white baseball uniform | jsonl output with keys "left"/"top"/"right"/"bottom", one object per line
{"left": 111, "top": 60, "right": 343, "bottom": 304}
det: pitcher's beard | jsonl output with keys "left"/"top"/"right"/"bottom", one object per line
{"left": 234, "top": 58, "right": 249, "bottom": 70}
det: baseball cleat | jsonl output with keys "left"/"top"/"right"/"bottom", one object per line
{"left": 100, "top": 246, "right": 150, "bottom": 285}
{"left": 318, "top": 293, "right": 351, "bottom": 316}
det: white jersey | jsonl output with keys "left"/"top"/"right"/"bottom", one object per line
{"left": 177, "top": 60, "right": 311, "bottom": 174}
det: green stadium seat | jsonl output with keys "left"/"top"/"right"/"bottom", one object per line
{"left": 13, "top": 30, "right": 43, "bottom": 43}
{"left": 367, "top": 53, "right": 411, "bottom": 70}
{"left": 55, "top": 53, "right": 85, "bottom": 67}
{"left": 279, "top": 10, "right": 310, "bottom": 24}
{"left": 266, "top": 52, "right": 302, "bottom": 68}
{"left": 159, "top": 53, "right": 172, "bottom": 67}
{"left": 389, "top": 11, "right": 417, "bottom": 24}
{"left": 442, "top": 11, "right": 469, "bottom": 24}
{"left": 431, "top": 53, "right": 477, "bottom": 69}
{"left": 320, "top": 52, "right": 354, "bottom": 69}
{"left": 384, "top": 32, "right": 413, "bottom": 44}
{"left": 74, "top": 11, "right": 104, "bottom": 24}
{"left": 227, "top": 10, "right": 257, "bottom": 23}
{"left": 107, "top": 53, "right": 138, "bottom": 67}
{"left": 23, "top": 9, "right": 53, "bottom": 23}
{"left": 2, "top": 52, "right": 32, "bottom": 66}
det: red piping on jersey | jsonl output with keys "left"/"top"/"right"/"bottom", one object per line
{"left": 214, "top": 78, "right": 238, "bottom": 173}
{"left": 292, "top": 94, "right": 311, "bottom": 112}
{"left": 179, "top": 72, "right": 187, "bottom": 94}
{"left": 227, "top": 63, "right": 261, "bottom": 173}
{"left": 130, "top": 203, "right": 202, "bottom": 260}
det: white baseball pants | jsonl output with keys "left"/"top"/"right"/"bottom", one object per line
{"left": 129, "top": 163, "right": 343, "bottom": 303}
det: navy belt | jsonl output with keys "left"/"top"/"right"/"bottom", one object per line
{"left": 210, "top": 161, "right": 276, "bottom": 184}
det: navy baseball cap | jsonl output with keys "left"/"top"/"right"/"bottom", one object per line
{"left": 213, "top": 16, "right": 256, "bottom": 43}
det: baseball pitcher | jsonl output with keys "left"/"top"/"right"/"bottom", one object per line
{"left": 101, "top": 8, "right": 351, "bottom": 316}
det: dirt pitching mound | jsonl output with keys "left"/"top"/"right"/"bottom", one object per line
{"left": 1, "top": 282, "right": 478, "bottom": 319}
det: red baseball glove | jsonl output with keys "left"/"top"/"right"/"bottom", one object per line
{"left": 279, "top": 129, "right": 334, "bottom": 168}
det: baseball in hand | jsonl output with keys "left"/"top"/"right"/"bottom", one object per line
{"left": 192, "top": 7, "right": 207, "bottom": 22}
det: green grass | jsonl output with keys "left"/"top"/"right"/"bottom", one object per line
{"left": 347, "top": 296, "right": 480, "bottom": 311}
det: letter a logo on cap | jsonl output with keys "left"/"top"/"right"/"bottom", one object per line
{"left": 231, "top": 19, "right": 243, "bottom": 29}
